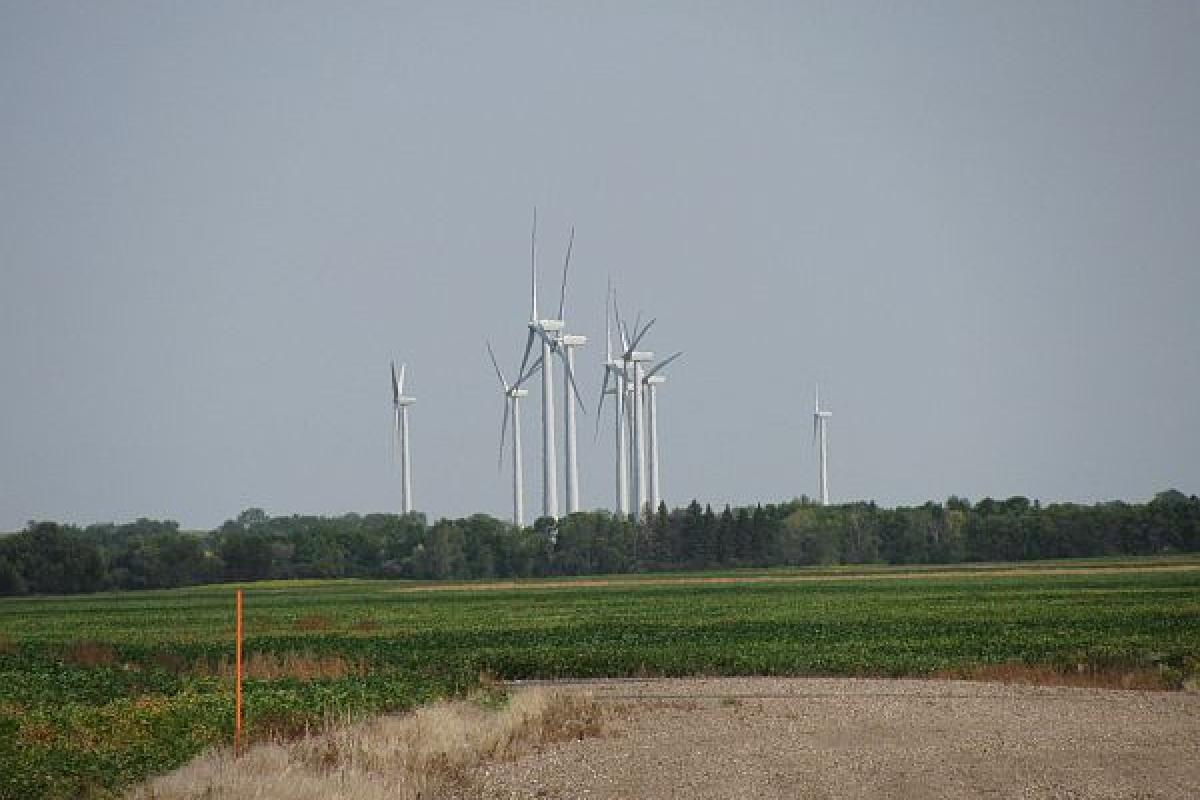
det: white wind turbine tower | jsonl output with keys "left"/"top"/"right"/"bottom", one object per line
{"left": 626, "top": 389, "right": 637, "bottom": 507}
{"left": 515, "top": 210, "right": 585, "bottom": 521}
{"left": 596, "top": 282, "right": 629, "bottom": 516}
{"left": 487, "top": 341, "right": 542, "bottom": 527}
{"left": 642, "top": 350, "right": 683, "bottom": 513}
{"left": 814, "top": 384, "right": 832, "bottom": 505}
{"left": 390, "top": 361, "right": 415, "bottom": 514}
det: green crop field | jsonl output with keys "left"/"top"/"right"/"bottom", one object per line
{"left": 2, "top": 557, "right": 1199, "bottom": 799}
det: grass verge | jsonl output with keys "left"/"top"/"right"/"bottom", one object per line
{"left": 127, "top": 689, "right": 607, "bottom": 800}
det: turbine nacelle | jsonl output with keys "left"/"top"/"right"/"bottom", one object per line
{"left": 645, "top": 375, "right": 666, "bottom": 386}
{"left": 390, "top": 361, "right": 411, "bottom": 406}
{"left": 396, "top": 396, "right": 416, "bottom": 406}
{"left": 560, "top": 333, "right": 587, "bottom": 347}
{"left": 534, "top": 319, "right": 565, "bottom": 333}
{"left": 628, "top": 350, "right": 654, "bottom": 362}
{"left": 507, "top": 387, "right": 529, "bottom": 399}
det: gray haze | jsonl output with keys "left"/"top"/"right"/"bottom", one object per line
{"left": 2, "top": 2, "right": 1198, "bottom": 530}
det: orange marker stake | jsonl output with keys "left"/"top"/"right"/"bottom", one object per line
{"left": 235, "top": 589, "right": 243, "bottom": 756}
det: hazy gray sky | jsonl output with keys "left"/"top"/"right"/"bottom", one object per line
{"left": 2, "top": 2, "right": 1198, "bottom": 530}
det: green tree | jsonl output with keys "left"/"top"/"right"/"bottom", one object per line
{"left": 10, "top": 522, "right": 106, "bottom": 594}
{"left": 218, "top": 532, "right": 273, "bottom": 581}
{"left": 715, "top": 506, "right": 735, "bottom": 565}
{"left": 0, "top": 555, "right": 26, "bottom": 596}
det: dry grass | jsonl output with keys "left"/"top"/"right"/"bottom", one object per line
{"left": 933, "top": 662, "right": 1173, "bottom": 691}
{"left": 127, "top": 688, "right": 607, "bottom": 800}
{"left": 0, "top": 633, "right": 15, "bottom": 655}
{"left": 146, "top": 650, "right": 189, "bottom": 674}
{"left": 194, "top": 651, "right": 369, "bottom": 682}
{"left": 63, "top": 640, "right": 118, "bottom": 667}
{"left": 17, "top": 718, "right": 57, "bottom": 747}
{"left": 292, "top": 613, "right": 333, "bottom": 632}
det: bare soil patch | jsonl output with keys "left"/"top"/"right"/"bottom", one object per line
{"left": 477, "top": 677, "right": 1200, "bottom": 799}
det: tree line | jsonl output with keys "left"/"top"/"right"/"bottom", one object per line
{"left": 1, "top": 490, "right": 1198, "bottom": 596}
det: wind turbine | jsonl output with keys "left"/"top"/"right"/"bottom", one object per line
{"left": 613, "top": 301, "right": 655, "bottom": 520}
{"left": 390, "top": 361, "right": 415, "bottom": 514}
{"left": 554, "top": 228, "right": 587, "bottom": 515}
{"left": 515, "top": 210, "right": 584, "bottom": 522}
{"left": 814, "top": 384, "right": 832, "bottom": 505}
{"left": 487, "top": 341, "right": 542, "bottom": 527}
{"left": 643, "top": 350, "right": 683, "bottom": 512}
{"left": 596, "top": 281, "right": 629, "bottom": 516}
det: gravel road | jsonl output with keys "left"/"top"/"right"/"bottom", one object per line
{"left": 476, "top": 678, "right": 1200, "bottom": 800}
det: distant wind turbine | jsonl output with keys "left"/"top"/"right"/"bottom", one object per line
{"left": 554, "top": 227, "right": 587, "bottom": 515}
{"left": 487, "top": 341, "right": 542, "bottom": 527}
{"left": 597, "top": 281, "right": 629, "bottom": 516}
{"left": 390, "top": 361, "right": 415, "bottom": 514}
{"left": 515, "top": 209, "right": 584, "bottom": 521}
{"left": 613, "top": 299, "right": 655, "bottom": 520}
{"left": 643, "top": 350, "right": 683, "bottom": 512}
{"left": 814, "top": 384, "right": 832, "bottom": 505}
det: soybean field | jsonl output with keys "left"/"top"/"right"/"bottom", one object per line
{"left": 1, "top": 557, "right": 1198, "bottom": 799}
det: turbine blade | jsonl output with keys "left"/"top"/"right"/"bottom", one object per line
{"left": 498, "top": 399, "right": 509, "bottom": 471}
{"left": 644, "top": 350, "right": 682, "bottom": 380}
{"left": 813, "top": 415, "right": 819, "bottom": 447}
{"left": 398, "top": 363, "right": 406, "bottom": 395}
{"left": 604, "top": 277, "right": 613, "bottom": 362}
{"left": 486, "top": 339, "right": 509, "bottom": 390}
{"left": 614, "top": 291, "right": 629, "bottom": 353}
{"left": 557, "top": 226, "right": 574, "bottom": 322}
{"left": 390, "top": 361, "right": 399, "bottom": 405}
{"left": 516, "top": 328, "right": 537, "bottom": 381}
{"left": 629, "top": 317, "right": 657, "bottom": 352}
{"left": 595, "top": 369, "right": 612, "bottom": 430}
{"left": 516, "top": 355, "right": 544, "bottom": 388}
{"left": 559, "top": 347, "right": 586, "bottom": 412}
{"left": 530, "top": 207, "right": 538, "bottom": 320}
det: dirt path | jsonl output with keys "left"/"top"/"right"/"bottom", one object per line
{"left": 475, "top": 678, "right": 1200, "bottom": 799}
{"left": 391, "top": 564, "right": 1200, "bottom": 593}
